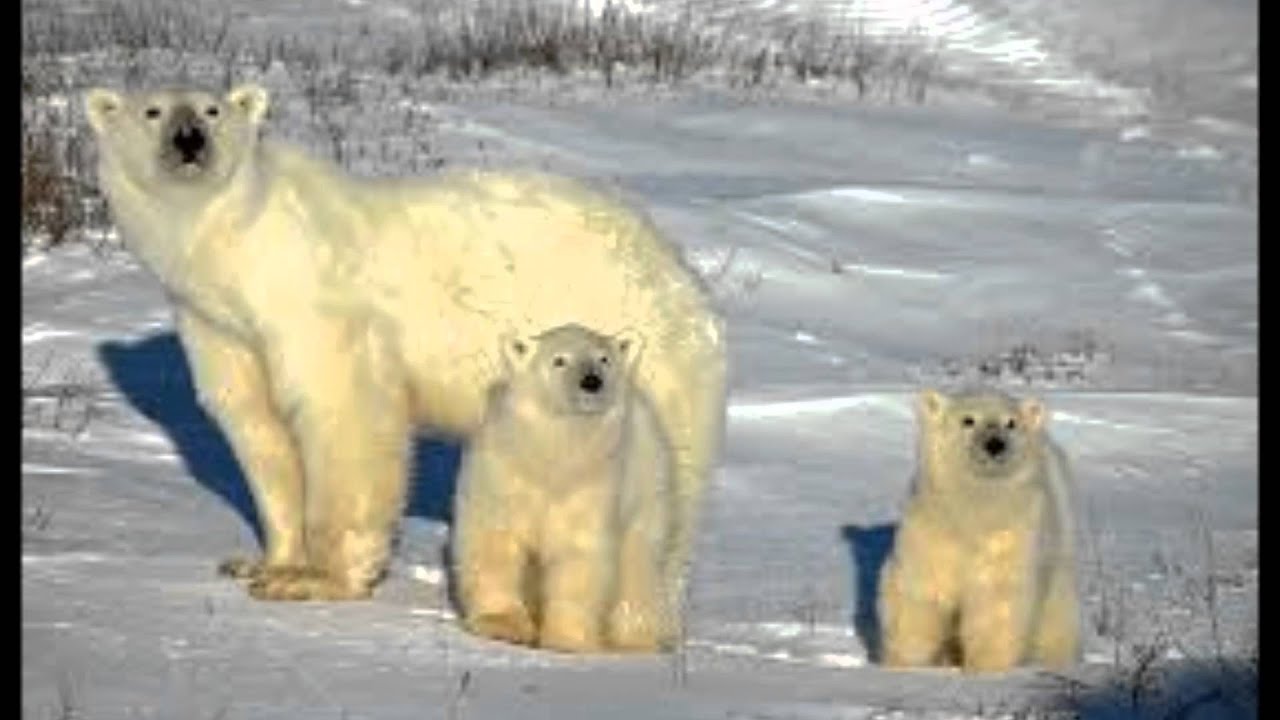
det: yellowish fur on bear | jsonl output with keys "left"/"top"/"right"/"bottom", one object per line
{"left": 878, "top": 388, "right": 1080, "bottom": 673}
{"left": 84, "top": 84, "right": 726, "bottom": 611}
{"left": 453, "top": 324, "right": 675, "bottom": 653}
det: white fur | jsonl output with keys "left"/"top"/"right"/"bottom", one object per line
{"left": 878, "top": 388, "right": 1080, "bottom": 672}
{"left": 453, "top": 325, "right": 675, "bottom": 653}
{"left": 85, "top": 84, "right": 726, "bottom": 605}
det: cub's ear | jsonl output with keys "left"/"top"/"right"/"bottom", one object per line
{"left": 500, "top": 332, "right": 534, "bottom": 370}
{"left": 1019, "top": 397, "right": 1047, "bottom": 431}
{"left": 917, "top": 388, "right": 948, "bottom": 423}
{"left": 84, "top": 88, "right": 124, "bottom": 135}
{"left": 613, "top": 328, "right": 644, "bottom": 370}
{"left": 226, "top": 83, "right": 270, "bottom": 125}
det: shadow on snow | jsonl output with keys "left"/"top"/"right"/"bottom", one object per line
{"left": 839, "top": 522, "right": 897, "bottom": 665}
{"left": 97, "top": 332, "right": 462, "bottom": 550}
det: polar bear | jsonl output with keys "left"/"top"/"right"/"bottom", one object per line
{"left": 83, "top": 84, "right": 726, "bottom": 610}
{"left": 453, "top": 324, "right": 675, "bottom": 653}
{"left": 878, "top": 388, "right": 1079, "bottom": 673}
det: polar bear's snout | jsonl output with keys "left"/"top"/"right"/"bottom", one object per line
{"left": 579, "top": 370, "right": 604, "bottom": 394}
{"left": 983, "top": 434, "right": 1008, "bottom": 458}
{"left": 162, "top": 105, "right": 212, "bottom": 172}
{"left": 567, "top": 359, "right": 615, "bottom": 414}
{"left": 968, "top": 422, "right": 1021, "bottom": 474}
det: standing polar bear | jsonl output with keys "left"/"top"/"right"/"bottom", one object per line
{"left": 84, "top": 83, "right": 726, "bottom": 616}
{"left": 454, "top": 324, "right": 675, "bottom": 653}
{"left": 878, "top": 388, "right": 1079, "bottom": 673}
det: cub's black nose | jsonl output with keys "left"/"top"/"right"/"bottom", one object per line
{"left": 579, "top": 373, "right": 603, "bottom": 394}
{"left": 174, "top": 124, "right": 206, "bottom": 162}
{"left": 984, "top": 436, "right": 1007, "bottom": 457}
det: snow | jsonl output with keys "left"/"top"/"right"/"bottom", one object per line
{"left": 23, "top": 0, "right": 1255, "bottom": 718}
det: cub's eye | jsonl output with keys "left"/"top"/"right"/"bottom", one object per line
{"left": 205, "top": 106, "right": 220, "bottom": 118}
{"left": 1006, "top": 418, "right": 1017, "bottom": 430}
{"left": 552, "top": 356, "right": 567, "bottom": 368}
{"left": 961, "top": 416, "right": 975, "bottom": 428}
{"left": 599, "top": 355, "right": 609, "bottom": 365}
{"left": 145, "top": 107, "right": 162, "bottom": 119}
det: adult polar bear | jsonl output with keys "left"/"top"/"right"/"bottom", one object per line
{"left": 84, "top": 83, "right": 726, "bottom": 616}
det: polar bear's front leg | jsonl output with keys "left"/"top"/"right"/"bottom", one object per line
{"left": 878, "top": 558, "right": 954, "bottom": 668}
{"left": 176, "top": 310, "right": 307, "bottom": 578}
{"left": 877, "top": 517, "right": 965, "bottom": 667}
{"left": 608, "top": 521, "right": 672, "bottom": 652}
{"left": 453, "top": 450, "right": 538, "bottom": 645}
{"left": 248, "top": 321, "right": 412, "bottom": 601}
{"left": 958, "top": 559, "right": 1037, "bottom": 672}
{"left": 454, "top": 522, "right": 537, "bottom": 647}
{"left": 538, "top": 485, "right": 615, "bottom": 653}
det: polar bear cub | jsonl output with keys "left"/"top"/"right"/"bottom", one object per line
{"left": 878, "top": 388, "right": 1080, "bottom": 672}
{"left": 82, "top": 83, "right": 726, "bottom": 605}
{"left": 453, "top": 324, "right": 676, "bottom": 653}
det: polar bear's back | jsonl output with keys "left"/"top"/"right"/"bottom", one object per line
{"left": 368, "top": 168, "right": 703, "bottom": 338}
{"left": 338, "top": 164, "right": 720, "bottom": 438}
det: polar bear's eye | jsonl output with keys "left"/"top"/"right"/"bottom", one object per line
{"left": 1006, "top": 418, "right": 1017, "bottom": 430}
{"left": 599, "top": 355, "right": 609, "bottom": 365}
{"left": 552, "top": 356, "right": 567, "bottom": 368}
{"left": 205, "top": 106, "right": 220, "bottom": 118}
{"left": 145, "top": 107, "right": 162, "bottom": 119}
{"left": 961, "top": 416, "right": 975, "bottom": 427}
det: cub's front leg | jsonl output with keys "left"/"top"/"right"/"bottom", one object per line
{"left": 453, "top": 454, "right": 538, "bottom": 647}
{"left": 176, "top": 310, "right": 307, "bottom": 581}
{"left": 538, "top": 484, "right": 616, "bottom": 653}
{"left": 877, "top": 517, "right": 964, "bottom": 667}
{"left": 248, "top": 318, "right": 412, "bottom": 601}
{"left": 958, "top": 536, "right": 1039, "bottom": 673}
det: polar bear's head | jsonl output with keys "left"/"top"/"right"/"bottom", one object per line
{"left": 84, "top": 84, "right": 269, "bottom": 195}
{"left": 917, "top": 388, "right": 1047, "bottom": 483}
{"left": 501, "top": 324, "right": 643, "bottom": 417}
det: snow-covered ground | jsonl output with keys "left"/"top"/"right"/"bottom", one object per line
{"left": 23, "top": 1, "right": 1255, "bottom": 718}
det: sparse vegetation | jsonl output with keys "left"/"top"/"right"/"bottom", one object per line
{"left": 922, "top": 331, "right": 1113, "bottom": 388}
{"left": 1047, "top": 507, "right": 1260, "bottom": 720}
{"left": 22, "top": 353, "right": 103, "bottom": 438}
{"left": 21, "top": 0, "right": 939, "bottom": 254}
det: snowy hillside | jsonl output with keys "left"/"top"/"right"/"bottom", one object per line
{"left": 23, "top": 0, "right": 1255, "bottom": 718}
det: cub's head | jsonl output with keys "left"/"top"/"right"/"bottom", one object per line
{"left": 917, "top": 387, "right": 1048, "bottom": 484}
{"left": 501, "top": 324, "right": 643, "bottom": 417}
{"left": 84, "top": 84, "right": 269, "bottom": 193}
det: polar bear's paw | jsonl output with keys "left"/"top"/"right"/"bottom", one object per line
{"left": 608, "top": 624, "right": 674, "bottom": 654}
{"left": 246, "top": 566, "right": 373, "bottom": 601}
{"left": 464, "top": 607, "right": 537, "bottom": 646}
{"left": 217, "top": 555, "right": 265, "bottom": 579}
{"left": 217, "top": 555, "right": 304, "bottom": 580}
{"left": 538, "top": 609, "right": 606, "bottom": 653}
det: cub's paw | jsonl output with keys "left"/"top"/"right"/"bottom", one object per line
{"left": 247, "top": 567, "right": 372, "bottom": 602}
{"left": 464, "top": 607, "right": 537, "bottom": 646}
{"left": 217, "top": 555, "right": 270, "bottom": 580}
{"left": 607, "top": 609, "right": 674, "bottom": 653}
{"left": 539, "top": 616, "right": 606, "bottom": 654}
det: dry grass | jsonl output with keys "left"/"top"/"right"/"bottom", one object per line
{"left": 21, "top": 0, "right": 941, "bottom": 252}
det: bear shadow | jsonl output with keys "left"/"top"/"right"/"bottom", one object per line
{"left": 839, "top": 522, "right": 898, "bottom": 665}
{"left": 97, "top": 332, "right": 462, "bottom": 551}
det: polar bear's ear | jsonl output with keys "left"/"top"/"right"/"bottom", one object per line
{"left": 917, "top": 388, "right": 948, "bottom": 422}
{"left": 501, "top": 333, "right": 534, "bottom": 369}
{"left": 84, "top": 88, "right": 123, "bottom": 135}
{"left": 613, "top": 328, "right": 644, "bottom": 370}
{"left": 226, "top": 83, "right": 270, "bottom": 125}
{"left": 1018, "top": 397, "right": 1046, "bottom": 431}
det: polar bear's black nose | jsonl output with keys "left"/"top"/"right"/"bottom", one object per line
{"left": 984, "top": 436, "right": 1007, "bottom": 457}
{"left": 174, "top": 123, "right": 206, "bottom": 162}
{"left": 579, "top": 372, "right": 603, "bottom": 394}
